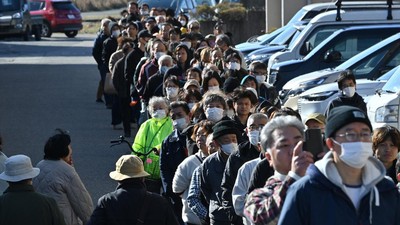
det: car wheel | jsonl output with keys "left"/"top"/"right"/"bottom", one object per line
{"left": 42, "top": 21, "right": 52, "bottom": 37}
{"left": 65, "top": 30, "right": 78, "bottom": 38}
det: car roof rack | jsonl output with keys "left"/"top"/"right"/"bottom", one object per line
{"left": 335, "top": 0, "right": 399, "bottom": 21}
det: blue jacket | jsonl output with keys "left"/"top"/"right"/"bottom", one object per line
{"left": 278, "top": 152, "right": 400, "bottom": 225}
{"left": 200, "top": 151, "right": 230, "bottom": 224}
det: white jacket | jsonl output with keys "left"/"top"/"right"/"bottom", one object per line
{"left": 172, "top": 151, "right": 205, "bottom": 224}
{"left": 233, "top": 157, "right": 261, "bottom": 225}
{"left": 33, "top": 159, "right": 93, "bottom": 225}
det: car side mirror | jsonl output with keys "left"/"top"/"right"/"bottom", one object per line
{"left": 324, "top": 50, "right": 342, "bottom": 62}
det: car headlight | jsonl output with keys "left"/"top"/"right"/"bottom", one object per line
{"left": 301, "top": 91, "right": 337, "bottom": 101}
{"left": 249, "top": 53, "right": 272, "bottom": 61}
{"left": 267, "top": 71, "right": 277, "bottom": 85}
{"left": 299, "top": 78, "right": 326, "bottom": 88}
{"left": 375, "top": 105, "right": 399, "bottom": 122}
{"left": 12, "top": 12, "right": 21, "bottom": 19}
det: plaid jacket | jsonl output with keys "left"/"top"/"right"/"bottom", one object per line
{"left": 244, "top": 175, "right": 296, "bottom": 225}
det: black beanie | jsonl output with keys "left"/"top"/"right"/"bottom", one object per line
{"left": 212, "top": 120, "right": 240, "bottom": 140}
{"left": 325, "top": 106, "right": 372, "bottom": 138}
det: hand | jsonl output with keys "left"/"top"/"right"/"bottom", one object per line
{"left": 291, "top": 141, "right": 314, "bottom": 177}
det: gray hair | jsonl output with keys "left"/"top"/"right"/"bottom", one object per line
{"left": 148, "top": 96, "right": 169, "bottom": 115}
{"left": 260, "top": 115, "right": 305, "bottom": 152}
{"left": 158, "top": 55, "right": 173, "bottom": 67}
{"left": 247, "top": 113, "right": 269, "bottom": 127}
{"left": 101, "top": 18, "right": 111, "bottom": 30}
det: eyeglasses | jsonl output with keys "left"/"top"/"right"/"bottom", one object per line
{"left": 195, "top": 133, "right": 207, "bottom": 139}
{"left": 335, "top": 132, "right": 372, "bottom": 142}
{"left": 248, "top": 124, "right": 264, "bottom": 131}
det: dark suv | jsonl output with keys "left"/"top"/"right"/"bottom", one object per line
{"left": 29, "top": 0, "right": 82, "bottom": 38}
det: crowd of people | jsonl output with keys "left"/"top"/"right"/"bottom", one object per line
{"left": 1, "top": 1, "right": 400, "bottom": 225}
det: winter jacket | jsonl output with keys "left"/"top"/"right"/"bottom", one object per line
{"left": 200, "top": 151, "right": 230, "bottom": 224}
{"left": 160, "top": 129, "right": 189, "bottom": 222}
{"left": 87, "top": 179, "right": 179, "bottom": 225}
{"left": 173, "top": 151, "right": 206, "bottom": 224}
{"left": 92, "top": 31, "right": 108, "bottom": 67}
{"left": 33, "top": 160, "right": 93, "bottom": 225}
{"left": 233, "top": 157, "right": 262, "bottom": 225}
{"left": 132, "top": 116, "right": 173, "bottom": 179}
{"left": 325, "top": 92, "right": 367, "bottom": 116}
{"left": 221, "top": 141, "right": 260, "bottom": 225}
{"left": 0, "top": 184, "right": 66, "bottom": 225}
{"left": 102, "top": 37, "right": 118, "bottom": 72}
{"left": 278, "top": 151, "right": 400, "bottom": 225}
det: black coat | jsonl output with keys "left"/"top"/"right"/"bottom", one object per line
{"left": 325, "top": 92, "right": 367, "bottom": 116}
{"left": 87, "top": 179, "right": 179, "bottom": 225}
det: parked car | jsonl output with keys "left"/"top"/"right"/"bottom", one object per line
{"left": 29, "top": 0, "right": 82, "bottom": 38}
{"left": 0, "top": 0, "right": 42, "bottom": 40}
{"left": 138, "top": 0, "right": 216, "bottom": 16}
{"left": 267, "top": 23, "right": 400, "bottom": 91}
{"left": 367, "top": 66, "right": 400, "bottom": 129}
{"left": 246, "top": 2, "right": 400, "bottom": 67}
{"left": 296, "top": 68, "right": 395, "bottom": 122}
{"left": 281, "top": 32, "right": 400, "bottom": 105}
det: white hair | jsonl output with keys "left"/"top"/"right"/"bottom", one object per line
{"left": 260, "top": 115, "right": 304, "bottom": 152}
{"left": 148, "top": 96, "right": 169, "bottom": 115}
{"left": 158, "top": 55, "right": 173, "bottom": 67}
{"left": 101, "top": 18, "right": 111, "bottom": 30}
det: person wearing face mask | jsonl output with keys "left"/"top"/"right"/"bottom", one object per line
{"left": 136, "top": 39, "right": 167, "bottom": 98}
{"left": 199, "top": 120, "right": 240, "bottom": 225}
{"left": 142, "top": 55, "right": 174, "bottom": 103}
{"left": 202, "top": 91, "right": 231, "bottom": 124}
{"left": 325, "top": 70, "right": 367, "bottom": 117}
{"left": 132, "top": 96, "right": 174, "bottom": 193}
{"left": 221, "top": 113, "right": 268, "bottom": 225}
{"left": 163, "top": 75, "right": 181, "bottom": 103}
{"left": 278, "top": 106, "right": 400, "bottom": 225}
{"left": 243, "top": 115, "right": 313, "bottom": 225}
{"left": 201, "top": 69, "right": 223, "bottom": 94}
{"left": 102, "top": 22, "right": 121, "bottom": 108}
{"left": 160, "top": 101, "right": 193, "bottom": 224}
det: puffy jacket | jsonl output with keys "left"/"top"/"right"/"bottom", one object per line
{"left": 325, "top": 92, "right": 367, "bottom": 116}
{"left": 278, "top": 152, "right": 400, "bottom": 225}
{"left": 132, "top": 116, "right": 173, "bottom": 179}
{"left": 200, "top": 151, "right": 230, "bottom": 224}
{"left": 33, "top": 160, "right": 93, "bottom": 225}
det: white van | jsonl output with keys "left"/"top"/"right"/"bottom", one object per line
{"left": 267, "top": 7, "right": 400, "bottom": 74}
{"left": 367, "top": 66, "right": 400, "bottom": 129}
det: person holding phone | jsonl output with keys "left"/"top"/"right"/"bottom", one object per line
{"left": 244, "top": 115, "right": 314, "bottom": 225}
{"left": 278, "top": 106, "right": 400, "bottom": 225}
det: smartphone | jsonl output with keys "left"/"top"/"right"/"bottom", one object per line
{"left": 303, "top": 129, "right": 324, "bottom": 159}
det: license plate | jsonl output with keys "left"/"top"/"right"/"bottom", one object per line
{"left": 67, "top": 14, "right": 75, "bottom": 19}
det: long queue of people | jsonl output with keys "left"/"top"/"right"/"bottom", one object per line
{"left": 1, "top": 1, "right": 400, "bottom": 225}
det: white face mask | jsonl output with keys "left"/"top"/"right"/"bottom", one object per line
{"left": 140, "top": 10, "right": 149, "bottom": 15}
{"left": 228, "top": 62, "right": 240, "bottom": 71}
{"left": 220, "top": 142, "right": 238, "bottom": 155}
{"left": 112, "top": 30, "right": 121, "bottom": 38}
{"left": 152, "top": 109, "right": 167, "bottom": 119}
{"left": 333, "top": 140, "right": 373, "bottom": 169}
{"left": 154, "top": 52, "right": 166, "bottom": 60}
{"left": 342, "top": 86, "right": 356, "bottom": 98}
{"left": 173, "top": 117, "right": 188, "bottom": 131}
{"left": 166, "top": 87, "right": 179, "bottom": 98}
{"left": 208, "top": 86, "right": 220, "bottom": 92}
{"left": 160, "top": 66, "right": 171, "bottom": 74}
{"left": 180, "top": 20, "right": 187, "bottom": 26}
{"left": 248, "top": 130, "right": 260, "bottom": 146}
{"left": 182, "top": 41, "right": 191, "bottom": 49}
{"left": 205, "top": 107, "right": 224, "bottom": 122}
{"left": 255, "top": 75, "right": 266, "bottom": 84}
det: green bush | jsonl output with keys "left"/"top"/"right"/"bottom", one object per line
{"left": 193, "top": 2, "right": 246, "bottom": 22}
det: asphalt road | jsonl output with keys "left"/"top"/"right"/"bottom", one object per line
{"left": 0, "top": 33, "right": 135, "bottom": 204}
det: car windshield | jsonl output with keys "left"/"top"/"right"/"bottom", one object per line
{"left": 269, "top": 24, "right": 303, "bottom": 46}
{"left": 53, "top": 1, "right": 77, "bottom": 10}
{"left": 0, "top": 0, "right": 21, "bottom": 12}
{"left": 377, "top": 65, "right": 399, "bottom": 81}
{"left": 382, "top": 67, "right": 400, "bottom": 92}
{"left": 258, "top": 27, "right": 284, "bottom": 44}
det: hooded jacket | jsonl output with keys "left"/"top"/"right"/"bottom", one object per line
{"left": 278, "top": 151, "right": 400, "bottom": 225}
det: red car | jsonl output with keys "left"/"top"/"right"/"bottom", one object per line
{"left": 29, "top": 0, "right": 82, "bottom": 38}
